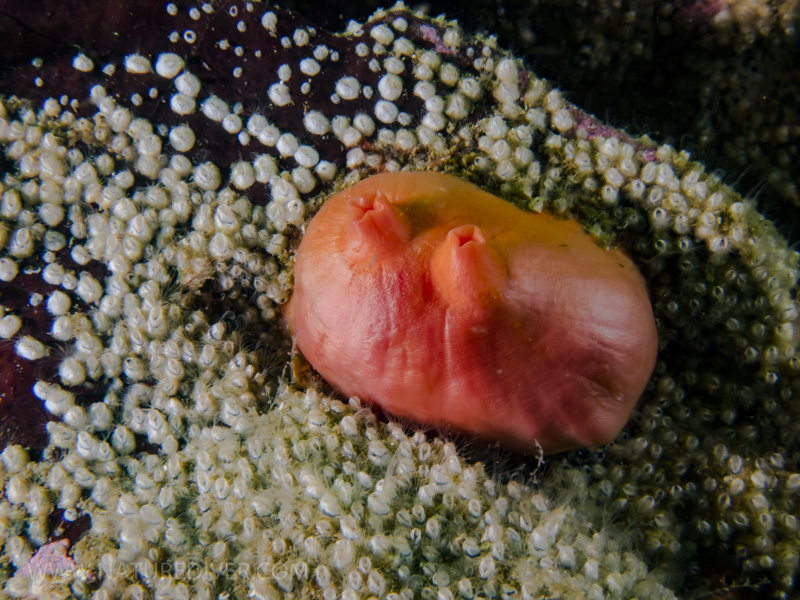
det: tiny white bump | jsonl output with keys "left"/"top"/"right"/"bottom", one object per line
{"left": 0, "top": 258, "right": 19, "bottom": 282}
{"left": 278, "top": 64, "right": 292, "bottom": 81}
{"left": 276, "top": 133, "right": 299, "bottom": 157}
{"left": 261, "top": 11, "right": 277, "bottom": 33}
{"left": 303, "top": 110, "right": 330, "bottom": 135}
{"left": 377, "top": 74, "right": 403, "bottom": 101}
{"left": 335, "top": 77, "right": 360, "bottom": 100}
{"left": 222, "top": 113, "right": 242, "bottom": 134}
{"left": 170, "top": 93, "right": 196, "bottom": 116}
{"left": 268, "top": 82, "right": 292, "bottom": 106}
{"left": 16, "top": 336, "right": 46, "bottom": 360}
{"left": 552, "top": 108, "right": 575, "bottom": 132}
{"left": 370, "top": 24, "right": 394, "bottom": 46}
{"left": 175, "top": 72, "right": 201, "bottom": 97}
{"left": 293, "top": 28, "right": 310, "bottom": 46}
{"left": 299, "top": 58, "right": 320, "bottom": 76}
{"left": 72, "top": 54, "right": 94, "bottom": 72}
{"left": 124, "top": 54, "right": 152, "bottom": 74}
{"left": 374, "top": 100, "right": 398, "bottom": 124}
{"left": 231, "top": 162, "right": 255, "bottom": 190}
{"left": 201, "top": 96, "right": 230, "bottom": 122}
{"left": 169, "top": 125, "right": 196, "bottom": 152}
{"left": 193, "top": 162, "right": 221, "bottom": 190}
{"left": 294, "top": 145, "right": 319, "bottom": 168}
{"left": 313, "top": 45, "right": 329, "bottom": 60}
{"left": 0, "top": 315, "right": 21, "bottom": 339}
{"left": 155, "top": 53, "right": 185, "bottom": 78}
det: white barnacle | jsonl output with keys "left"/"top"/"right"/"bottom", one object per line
{"left": 193, "top": 162, "right": 220, "bottom": 190}
{"left": 315, "top": 160, "right": 337, "bottom": 181}
{"left": 101, "top": 352, "right": 123, "bottom": 380}
{"left": 294, "top": 145, "right": 319, "bottom": 168}
{"left": 201, "top": 96, "right": 230, "bottom": 121}
{"left": 494, "top": 58, "right": 518, "bottom": 84}
{"left": 0, "top": 258, "right": 18, "bottom": 282}
{"left": 123, "top": 356, "right": 146, "bottom": 381}
{"left": 137, "top": 133, "right": 162, "bottom": 157}
{"left": 59, "top": 357, "right": 86, "bottom": 386}
{"left": 293, "top": 27, "right": 310, "bottom": 46}
{"left": 445, "top": 93, "right": 469, "bottom": 120}
{"left": 111, "top": 426, "right": 135, "bottom": 455}
{"left": 72, "top": 53, "right": 94, "bottom": 72}
{"left": 75, "top": 273, "right": 103, "bottom": 304}
{"left": 47, "top": 422, "right": 76, "bottom": 449}
{"left": 246, "top": 114, "right": 268, "bottom": 139}
{"left": 75, "top": 431, "right": 98, "bottom": 460}
{"left": 459, "top": 76, "right": 482, "bottom": 100}
{"left": 368, "top": 440, "right": 389, "bottom": 466}
{"left": 552, "top": 108, "right": 575, "bottom": 132}
{"left": 36, "top": 383, "right": 74, "bottom": 417}
{"left": 384, "top": 56, "right": 405, "bottom": 75}
{"left": 261, "top": 11, "right": 277, "bottom": 33}
{"left": 268, "top": 82, "right": 291, "bottom": 106}
{"left": 414, "top": 81, "right": 436, "bottom": 101}
{"left": 0, "top": 445, "right": 28, "bottom": 473}
{"left": 641, "top": 161, "right": 657, "bottom": 184}
{"left": 175, "top": 72, "right": 201, "bottom": 96}
{"left": 155, "top": 53, "right": 184, "bottom": 79}
{"left": 231, "top": 161, "right": 255, "bottom": 189}
{"left": 39, "top": 204, "right": 65, "bottom": 227}
{"left": 0, "top": 314, "right": 21, "bottom": 339}
{"left": 170, "top": 93, "right": 196, "bottom": 115}
{"left": 367, "top": 492, "right": 390, "bottom": 516}
{"left": 9, "top": 227, "right": 35, "bottom": 258}
{"left": 374, "top": 100, "right": 398, "bottom": 124}
{"left": 276, "top": 133, "right": 299, "bottom": 157}
{"left": 352, "top": 113, "right": 375, "bottom": 136}
{"left": 378, "top": 73, "right": 403, "bottom": 101}
{"left": 584, "top": 558, "right": 600, "bottom": 581}
{"left": 340, "top": 126, "right": 361, "bottom": 147}
{"left": 339, "top": 515, "right": 361, "bottom": 540}
{"left": 5, "top": 476, "right": 29, "bottom": 505}
{"left": 439, "top": 63, "right": 459, "bottom": 86}
{"left": 25, "top": 485, "right": 50, "bottom": 517}
{"left": 292, "top": 167, "right": 316, "bottom": 194}
{"left": 88, "top": 402, "right": 114, "bottom": 431}
{"left": 414, "top": 62, "right": 434, "bottom": 81}
{"left": 15, "top": 335, "right": 46, "bottom": 360}
{"left": 222, "top": 113, "right": 242, "bottom": 133}
{"left": 299, "top": 58, "right": 320, "bottom": 76}
{"left": 106, "top": 108, "right": 132, "bottom": 136}
{"left": 335, "top": 76, "right": 360, "bottom": 100}
{"left": 656, "top": 163, "right": 675, "bottom": 187}
{"left": 370, "top": 23, "right": 394, "bottom": 46}
{"left": 0, "top": 190, "right": 22, "bottom": 219}
{"left": 257, "top": 124, "right": 280, "bottom": 146}
{"left": 277, "top": 64, "right": 292, "bottom": 82}
{"left": 209, "top": 232, "right": 234, "bottom": 259}
{"left": 146, "top": 304, "right": 168, "bottom": 338}
{"left": 146, "top": 409, "right": 168, "bottom": 444}
{"left": 165, "top": 127, "right": 195, "bottom": 156}
{"left": 124, "top": 54, "right": 152, "bottom": 74}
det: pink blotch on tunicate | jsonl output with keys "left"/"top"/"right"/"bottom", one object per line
{"left": 286, "top": 172, "right": 658, "bottom": 454}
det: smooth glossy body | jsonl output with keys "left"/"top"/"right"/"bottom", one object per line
{"left": 286, "top": 172, "right": 658, "bottom": 454}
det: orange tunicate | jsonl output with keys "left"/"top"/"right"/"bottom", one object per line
{"left": 286, "top": 171, "right": 658, "bottom": 454}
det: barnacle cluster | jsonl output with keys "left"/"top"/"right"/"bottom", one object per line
{"left": 0, "top": 2, "right": 797, "bottom": 598}
{"left": 403, "top": 0, "right": 800, "bottom": 212}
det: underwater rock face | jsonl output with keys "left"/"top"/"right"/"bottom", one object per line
{"left": 288, "top": 172, "right": 658, "bottom": 454}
